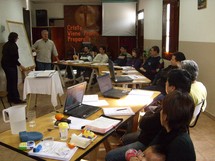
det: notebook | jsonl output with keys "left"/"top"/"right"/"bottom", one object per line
{"left": 108, "top": 59, "right": 133, "bottom": 83}
{"left": 97, "top": 74, "right": 129, "bottom": 99}
{"left": 63, "top": 82, "right": 101, "bottom": 118}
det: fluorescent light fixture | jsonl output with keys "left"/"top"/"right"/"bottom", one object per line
{"left": 165, "top": 4, "right": 170, "bottom": 52}
{"left": 138, "top": 12, "right": 144, "bottom": 20}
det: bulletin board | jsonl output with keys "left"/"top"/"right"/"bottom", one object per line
{"left": 7, "top": 21, "right": 35, "bottom": 69}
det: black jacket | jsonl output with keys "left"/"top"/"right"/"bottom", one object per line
{"left": 1, "top": 41, "right": 21, "bottom": 67}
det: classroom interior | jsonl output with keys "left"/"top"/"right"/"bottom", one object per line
{"left": 0, "top": 0, "right": 215, "bottom": 160}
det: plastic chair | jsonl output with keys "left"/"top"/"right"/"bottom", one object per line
{"left": 189, "top": 100, "right": 205, "bottom": 128}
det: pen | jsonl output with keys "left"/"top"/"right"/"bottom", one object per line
{"left": 116, "top": 108, "right": 127, "bottom": 111}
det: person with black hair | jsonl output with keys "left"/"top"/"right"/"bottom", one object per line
{"left": 140, "top": 46, "right": 164, "bottom": 81}
{"left": 105, "top": 69, "right": 192, "bottom": 161}
{"left": 126, "top": 91, "right": 195, "bottom": 161}
{"left": 126, "top": 48, "right": 143, "bottom": 71}
{"left": 1, "top": 32, "right": 26, "bottom": 104}
{"left": 92, "top": 46, "right": 109, "bottom": 63}
{"left": 114, "top": 46, "right": 132, "bottom": 66}
{"left": 145, "top": 52, "right": 186, "bottom": 95}
{"left": 149, "top": 91, "right": 196, "bottom": 161}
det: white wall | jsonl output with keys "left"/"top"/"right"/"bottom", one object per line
{"left": 179, "top": 0, "right": 215, "bottom": 116}
{"left": 138, "top": 0, "right": 162, "bottom": 40}
{"left": 0, "top": 0, "right": 27, "bottom": 43}
{"left": 0, "top": 0, "right": 27, "bottom": 90}
{"left": 31, "top": 3, "right": 65, "bottom": 26}
{"left": 139, "top": 0, "right": 215, "bottom": 117}
{"left": 180, "top": 0, "right": 215, "bottom": 42}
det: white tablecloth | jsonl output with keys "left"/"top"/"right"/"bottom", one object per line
{"left": 23, "top": 71, "right": 64, "bottom": 107}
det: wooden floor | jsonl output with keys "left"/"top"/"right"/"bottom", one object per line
{"left": 0, "top": 81, "right": 215, "bottom": 161}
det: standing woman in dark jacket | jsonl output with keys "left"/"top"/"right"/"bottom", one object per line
{"left": 1, "top": 32, "right": 26, "bottom": 104}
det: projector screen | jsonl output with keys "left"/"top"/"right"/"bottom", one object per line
{"left": 102, "top": 2, "right": 136, "bottom": 36}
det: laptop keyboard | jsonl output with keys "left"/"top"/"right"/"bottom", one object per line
{"left": 68, "top": 104, "right": 100, "bottom": 118}
{"left": 115, "top": 76, "right": 133, "bottom": 82}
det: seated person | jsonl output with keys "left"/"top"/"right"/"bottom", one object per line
{"left": 149, "top": 91, "right": 195, "bottom": 161}
{"left": 126, "top": 48, "right": 143, "bottom": 71}
{"left": 181, "top": 60, "right": 207, "bottom": 123}
{"left": 67, "top": 46, "right": 93, "bottom": 79}
{"left": 114, "top": 46, "right": 132, "bottom": 66}
{"left": 140, "top": 46, "right": 164, "bottom": 81}
{"left": 144, "top": 52, "right": 186, "bottom": 95}
{"left": 105, "top": 69, "right": 192, "bottom": 161}
{"left": 92, "top": 46, "right": 109, "bottom": 63}
{"left": 126, "top": 146, "right": 165, "bottom": 161}
{"left": 126, "top": 91, "right": 195, "bottom": 161}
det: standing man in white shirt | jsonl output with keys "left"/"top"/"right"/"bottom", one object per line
{"left": 32, "top": 30, "right": 59, "bottom": 70}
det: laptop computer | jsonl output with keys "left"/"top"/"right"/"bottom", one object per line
{"left": 97, "top": 74, "right": 129, "bottom": 99}
{"left": 108, "top": 59, "right": 133, "bottom": 83}
{"left": 63, "top": 82, "right": 101, "bottom": 118}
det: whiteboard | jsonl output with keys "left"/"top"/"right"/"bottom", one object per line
{"left": 7, "top": 21, "right": 35, "bottom": 69}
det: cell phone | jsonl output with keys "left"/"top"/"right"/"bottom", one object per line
{"left": 60, "top": 118, "right": 71, "bottom": 124}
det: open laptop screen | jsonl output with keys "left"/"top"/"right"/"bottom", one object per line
{"left": 64, "top": 82, "right": 87, "bottom": 112}
{"left": 108, "top": 59, "right": 116, "bottom": 80}
{"left": 97, "top": 74, "right": 113, "bottom": 93}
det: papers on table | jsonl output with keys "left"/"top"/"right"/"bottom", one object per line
{"left": 28, "top": 141, "right": 78, "bottom": 161}
{"left": 28, "top": 70, "right": 56, "bottom": 78}
{"left": 67, "top": 116, "right": 93, "bottom": 130}
{"left": 103, "top": 107, "right": 135, "bottom": 116}
{"left": 83, "top": 95, "right": 99, "bottom": 102}
{"left": 122, "top": 70, "right": 138, "bottom": 74}
{"left": 116, "top": 89, "right": 154, "bottom": 106}
{"left": 128, "top": 75, "right": 146, "bottom": 80}
{"left": 91, "top": 63, "right": 108, "bottom": 66}
{"left": 120, "top": 66, "right": 134, "bottom": 70}
{"left": 83, "top": 100, "right": 109, "bottom": 106}
{"left": 129, "top": 89, "right": 154, "bottom": 97}
{"left": 82, "top": 95, "right": 109, "bottom": 106}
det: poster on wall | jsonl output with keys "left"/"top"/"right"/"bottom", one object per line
{"left": 64, "top": 5, "right": 102, "bottom": 58}
{"left": 198, "top": 0, "right": 207, "bottom": 9}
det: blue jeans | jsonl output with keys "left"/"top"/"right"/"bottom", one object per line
{"left": 105, "top": 141, "right": 146, "bottom": 161}
{"left": 121, "top": 131, "right": 140, "bottom": 145}
{"left": 36, "top": 61, "right": 52, "bottom": 70}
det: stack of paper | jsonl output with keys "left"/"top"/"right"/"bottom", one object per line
{"left": 84, "top": 116, "right": 122, "bottom": 134}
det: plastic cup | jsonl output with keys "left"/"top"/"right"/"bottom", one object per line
{"left": 58, "top": 122, "right": 69, "bottom": 141}
{"left": 27, "top": 110, "right": 36, "bottom": 127}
